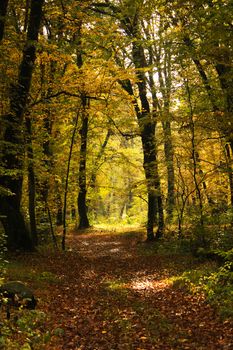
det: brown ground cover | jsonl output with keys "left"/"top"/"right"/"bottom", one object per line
{"left": 4, "top": 229, "right": 233, "bottom": 349}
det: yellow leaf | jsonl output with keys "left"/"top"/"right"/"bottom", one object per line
{"left": 178, "top": 338, "right": 188, "bottom": 343}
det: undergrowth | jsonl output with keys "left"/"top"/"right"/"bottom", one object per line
{"left": 137, "top": 228, "right": 233, "bottom": 320}
{"left": 171, "top": 261, "right": 233, "bottom": 319}
{"left": 171, "top": 247, "right": 233, "bottom": 319}
{"left": 0, "top": 309, "right": 51, "bottom": 350}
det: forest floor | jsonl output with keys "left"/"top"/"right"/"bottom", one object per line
{"left": 3, "top": 228, "right": 233, "bottom": 349}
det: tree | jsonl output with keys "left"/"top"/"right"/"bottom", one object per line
{"left": 0, "top": 0, "right": 9, "bottom": 42}
{"left": 142, "top": 16, "right": 175, "bottom": 222}
{"left": 0, "top": 0, "right": 44, "bottom": 250}
{"left": 162, "top": 0, "right": 233, "bottom": 208}
{"left": 92, "top": 0, "right": 165, "bottom": 239}
{"left": 78, "top": 96, "right": 90, "bottom": 229}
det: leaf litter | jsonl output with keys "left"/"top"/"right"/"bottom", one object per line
{"left": 9, "top": 230, "right": 233, "bottom": 349}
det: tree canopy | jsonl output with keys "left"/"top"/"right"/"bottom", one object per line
{"left": 0, "top": 0, "right": 232, "bottom": 250}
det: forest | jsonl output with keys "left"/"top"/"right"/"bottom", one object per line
{"left": 0, "top": 0, "right": 233, "bottom": 349}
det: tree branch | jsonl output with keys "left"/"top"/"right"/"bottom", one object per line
{"left": 29, "top": 90, "right": 106, "bottom": 107}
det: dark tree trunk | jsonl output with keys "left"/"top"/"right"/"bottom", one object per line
{"left": 25, "top": 115, "right": 38, "bottom": 246}
{"left": 75, "top": 23, "right": 90, "bottom": 230}
{"left": 41, "top": 115, "right": 53, "bottom": 211}
{"left": 215, "top": 63, "right": 233, "bottom": 151}
{"left": 132, "top": 41, "right": 164, "bottom": 240}
{"left": 225, "top": 144, "right": 233, "bottom": 207}
{"left": 0, "top": 0, "right": 9, "bottom": 42}
{"left": 90, "top": 2, "right": 164, "bottom": 239}
{"left": 0, "top": 0, "right": 44, "bottom": 251}
{"left": 39, "top": 59, "right": 56, "bottom": 211}
{"left": 78, "top": 98, "right": 90, "bottom": 229}
{"left": 141, "top": 123, "right": 164, "bottom": 240}
{"left": 0, "top": 200, "right": 32, "bottom": 251}
{"left": 185, "top": 77, "right": 205, "bottom": 242}
{"left": 162, "top": 121, "right": 175, "bottom": 221}
{"left": 144, "top": 21, "right": 175, "bottom": 224}
{"left": 119, "top": 76, "right": 164, "bottom": 240}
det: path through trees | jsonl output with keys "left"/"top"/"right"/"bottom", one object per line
{"left": 7, "top": 230, "right": 233, "bottom": 349}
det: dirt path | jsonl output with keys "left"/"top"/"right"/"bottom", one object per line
{"left": 27, "top": 231, "right": 233, "bottom": 349}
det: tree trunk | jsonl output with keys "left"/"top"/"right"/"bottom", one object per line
{"left": 39, "top": 58, "right": 56, "bottom": 210}
{"left": 162, "top": 121, "right": 175, "bottom": 221}
{"left": 92, "top": 3, "right": 164, "bottom": 239}
{"left": 78, "top": 98, "right": 90, "bottom": 229}
{"left": 0, "top": 0, "right": 9, "bottom": 42}
{"left": 215, "top": 63, "right": 233, "bottom": 151}
{"left": 225, "top": 144, "right": 233, "bottom": 208}
{"left": 145, "top": 22, "right": 172, "bottom": 225}
{"left": 119, "top": 75, "right": 164, "bottom": 240}
{"left": 132, "top": 40, "right": 164, "bottom": 240}
{"left": 191, "top": 57, "right": 233, "bottom": 208}
{"left": 25, "top": 115, "right": 38, "bottom": 246}
{"left": 89, "top": 129, "right": 111, "bottom": 188}
{"left": 184, "top": 39, "right": 233, "bottom": 210}
{"left": 62, "top": 108, "right": 80, "bottom": 250}
{"left": 0, "top": 0, "right": 44, "bottom": 251}
{"left": 75, "top": 23, "right": 90, "bottom": 230}
{"left": 185, "top": 77, "right": 205, "bottom": 243}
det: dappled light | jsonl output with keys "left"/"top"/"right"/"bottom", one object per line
{"left": 1, "top": 0, "right": 233, "bottom": 348}
{"left": 130, "top": 278, "right": 169, "bottom": 292}
{"left": 72, "top": 233, "right": 134, "bottom": 258}
{"left": 2, "top": 230, "right": 233, "bottom": 349}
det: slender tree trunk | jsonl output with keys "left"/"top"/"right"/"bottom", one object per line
{"left": 185, "top": 77, "right": 205, "bottom": 243}
{"left": 192, "top": 58, "right": 233, "bottom": 208}
{"left": 157, "top": 52, "right": 175, "bottom": 222}
{"left": 38, "top": 61, "right": 55, "bottom": 220}
{"left": 62, "top": 108, "right": 80, "bottom": 250}
{"left": 224, "top": 144, "right": 233, "bottom": 208}
{"left": 89, "top": 129, "right": 111, "bottom": 188}
{"left": 78, "top": 97, "right": 90, "bottom": 229}
{"left": 0, "top": 0, "right": 44, "bottom": 251}
{"left": 184, "top": 40, "right": 233, "bottom": 210}
{"left": 0, "top": 0, "right": 9, "bottom": 42}
{"left": 162, "top": 121, "right": 175, "bottom": 220}
{"left": 46, "top": 202, "right": 57, "bottom": 248}
{"left": 75, "top": 22, "right": 90, "bottom": 230}
{"left": 25, "top": 115, "right": 38, "bottom": 246}
{"left": 41, "top": 115, "right": 52, "bottom": 207}
{"left": 183, "top": 37, "right": 219, "bottom": 111}
{"left": 147, "top": 68, "right": 166, "bottom": 228}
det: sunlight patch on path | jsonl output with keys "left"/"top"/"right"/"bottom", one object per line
{"left": 77, "top": 237, "right": 133, "bottom": 258}
{"left": 130, "top": 278, "right": 169, "bottom": 292}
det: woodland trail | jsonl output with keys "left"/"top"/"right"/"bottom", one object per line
{"left": 23, "top": 229, "right": 233, "bottom": 349}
